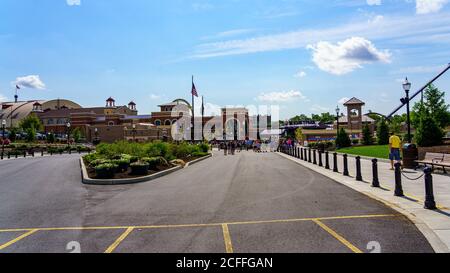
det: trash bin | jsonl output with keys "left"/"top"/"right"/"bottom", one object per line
{"left": 402, "top": 143, "right": 418, "bottom": 169}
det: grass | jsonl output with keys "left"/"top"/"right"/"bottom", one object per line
{"left": 337, "top": 145, "right": 390, "bottom": 159}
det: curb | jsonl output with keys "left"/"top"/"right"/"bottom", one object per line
{"left": 276, "top": 151, "right": 449, "bottom": 253}
{"left": 80, "top": 154, "right": 212, "bottom": 185}
{"left": 184, "top": 153, "right": 212, "bottom": 168}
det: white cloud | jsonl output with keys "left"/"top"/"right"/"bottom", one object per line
{"left": 294, "top": 71, "right": 307, "bottom": 78}
{"left": 203, "top": 29, "right": 257, "bottom": 40}
{"left": 14, "top": 75, "right": 46, "bottom": 90}
{"left": 338, "top": 97, "right": 351, "bottom": 104}
{"left": 390, "top": 65, "right": 445, "bottom": 74}
{"left": 367, "top": 0, "right": 382, "bottom": 5}
{"left": 66, "top": 0, "right": 81, "bottom": 6}
{"left": 149, "top": 94, "right": 161, "bottom": 100}
{"left": 310, "top": 104, "right": 330, "bottom": 113}
{"left": 307, "top": 37, "right": 391, "bottom": 75}
{"left": 257, "top": 90, "right": 307, "bottom": 103}
{"left": 416, "top": 0, "right": 448, "bottom": 14}
{"left": 190, "top": 13, "right": 450, "bottom": 59}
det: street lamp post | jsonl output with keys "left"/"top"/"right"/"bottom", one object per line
{"left": 66, "top": 122, "right": 71, "bottom": 148}
{"left": 402, "top": 77, "right": 412, "bottom": 143}
{"left": 132, "top": 124, "right": 137, "bottom": 142}
{"left": 335, "top": 106, "right": 340, "bottom": 146}
{"left": 2, "top": 119, "right": 6, "bottom": 156}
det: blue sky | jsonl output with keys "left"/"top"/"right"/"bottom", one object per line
{"left": 0, "top": 0, "right": 449, "bottom": 119}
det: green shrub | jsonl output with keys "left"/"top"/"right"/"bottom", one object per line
{"left": 90, "top": 158, "right": 110, "bottom": 168}
{"left": 141, "top": 157, "right": 160, "bottom": 170}
{"left": 352, "top": 139, "right": 359, "bottom": 145}
{"left": 198, "top": 143, "right": 210, "bottom": 153}
{"left": 192, "top": 151, "right": 209, "bottom": 157}
{"left": 130, "top": 161, "right": 149, "bottom": 175}
{"left": 95, "top": 163, "right": 118, "bottom": 179}
{"left": 112, "top": 158, "right": 130, "bottom": 172}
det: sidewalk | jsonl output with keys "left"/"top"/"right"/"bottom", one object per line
{"left": 277, "top": 150, "right": 450, "bottom": 253}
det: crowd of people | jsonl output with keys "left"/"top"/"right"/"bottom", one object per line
{"left": 213, "top": 140, "right": 276, "bottom": 155}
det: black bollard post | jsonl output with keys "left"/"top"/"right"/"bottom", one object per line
{"left": 372, "top": 159, "right": 380, "bottom": 188}
{"left": 8, "top": 151, "right": 10, "bottom": 159}
{"left": 32, "top": 151, "right": 35, "bottom": 157}
{"left": 304, "top": 148, "right": 307, "bottom": 161}
{"left": 343, "top": 154, "right": 349, "bottom": 176}
{"left": 308, "top": 149, "right": 312, "bottom": 163}
{"left": 318, "top": 151, "right": 323, "bottom": 167}
{"left": 23, "top": 151, "right": 26, "bottom": 158}
{"left": 333, "top": 152, "right": 338, "bottom": 172}
{"left": 297, "top": 148, "right": 300, "bottom": 159}
{"left": 15, "top": 152, "right": 18, "bottom": 158}
{"left": 355, "top": 156, "right": 362, "bottom": 181}
{"left": 41, "top": 149, "right": 44, "bottom": 157}
{"left": 313, "top": 149, "right": 317, "bottom": 165}
{"left": 424, "top": 167, "right": 437, "bottom": 210}
{"left": 69, "top": 148, "right": 72, "bottom": 155}
{"left": 300, "top": 148, "right": 304, "bottom": 160}
{"left": 394, "top": 162, "right": 404, "bottom": 197}
{"left": 343, "top": 154, "right": 350, "bottom": 176}
{"left": 1, "top": 152, "right": 3, "bottom": 160}
{"left": 325, "top": 151, "right": 330, "bottom": 169}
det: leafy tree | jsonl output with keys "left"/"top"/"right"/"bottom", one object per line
{"left": 19, "top": 113, "right": 43, "bottom": 132}
{"left": 362, "top": 124, "right": 373, "bottom": 145}
{"left": 377, "top": 119, "right": 389, "bottom": 145}
{"left": 336, "top": 128, "right": 351, "bottom": 148}
{"left": 295, "top": 128, "right": 304, "bottom": 143}
{"left": 25, "top": 127, "right": 36, "bottom": 143}
{"left": 72, "top": 127, "right": 82, "bottom": 143}
{"left": 412, "top": 84, "right": 450, "bottom": 129}
{"left": 9, "top": 127, "right": 18, "bottom": 142}
{"left": 415, "top": 115, "right": 444, "bottom": 147}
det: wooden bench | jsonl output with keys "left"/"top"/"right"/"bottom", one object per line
{"left": 416, "top": 152, "right": 450, "bottom": 173}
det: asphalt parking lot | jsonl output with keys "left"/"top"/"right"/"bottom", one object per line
{"left": 0, "top": 152, "right": 434, "bottom": 253}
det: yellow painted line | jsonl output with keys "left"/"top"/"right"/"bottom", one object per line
{"left": 221, "top": 224, "right": 234, "bottom": 254}
{"left": 104, "top": 227, "right": 135, "bottom": 253}
{"left": 312, "top": 219, "right": 363, "bottom": 253}
{"left": 0, "top": 229, "right": 39, "bottom": 250}
{"left": 0, "top": 214, "right": 398, "bottom": 233}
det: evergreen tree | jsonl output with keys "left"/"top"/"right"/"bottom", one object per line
{"left": 415, "top": 115, "right": 444, "bottom": 147}
{"left": 377, "top": 119, "right": 389, "bottom": 145}
{"left": 362, "top": 124, "right": 373, "bottom": 145}
{"left": 336, "top": 128, "right": 351, "bottom": 148}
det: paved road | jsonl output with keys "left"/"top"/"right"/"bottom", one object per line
{"left": 0, "top": 152, "right": 434, "bottom": 253}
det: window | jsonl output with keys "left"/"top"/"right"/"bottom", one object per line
{"left": 165, "top": 120, "right": 171, "bottom": 126}
{"left": 155, "top": 120, "right": 161, "bottom": 126}
{"left": 108, "top": 121, "right": 115, "bottom": 126}
{"left": 48, "top": 119, "right": 54, "bottom": 125}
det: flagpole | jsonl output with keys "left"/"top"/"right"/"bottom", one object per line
{"left": 201, "top": 96, "right": 204, "bottom": 142}
{"left": 191, "top": 75, "right": 195, "bottom": 142}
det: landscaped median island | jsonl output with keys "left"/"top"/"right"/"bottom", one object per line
{"left": 81, "top": 141, "right": 211, "bottom": 184}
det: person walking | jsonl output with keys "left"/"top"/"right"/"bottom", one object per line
{"left": 389, "top": 132, "right": 402, "bottom": 170}
{"left": 223, "top": 141, "right": 228, "bottom": 156}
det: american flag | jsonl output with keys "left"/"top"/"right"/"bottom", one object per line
{"left": 191, "top": 82, "right": 198, "bottom": 97}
